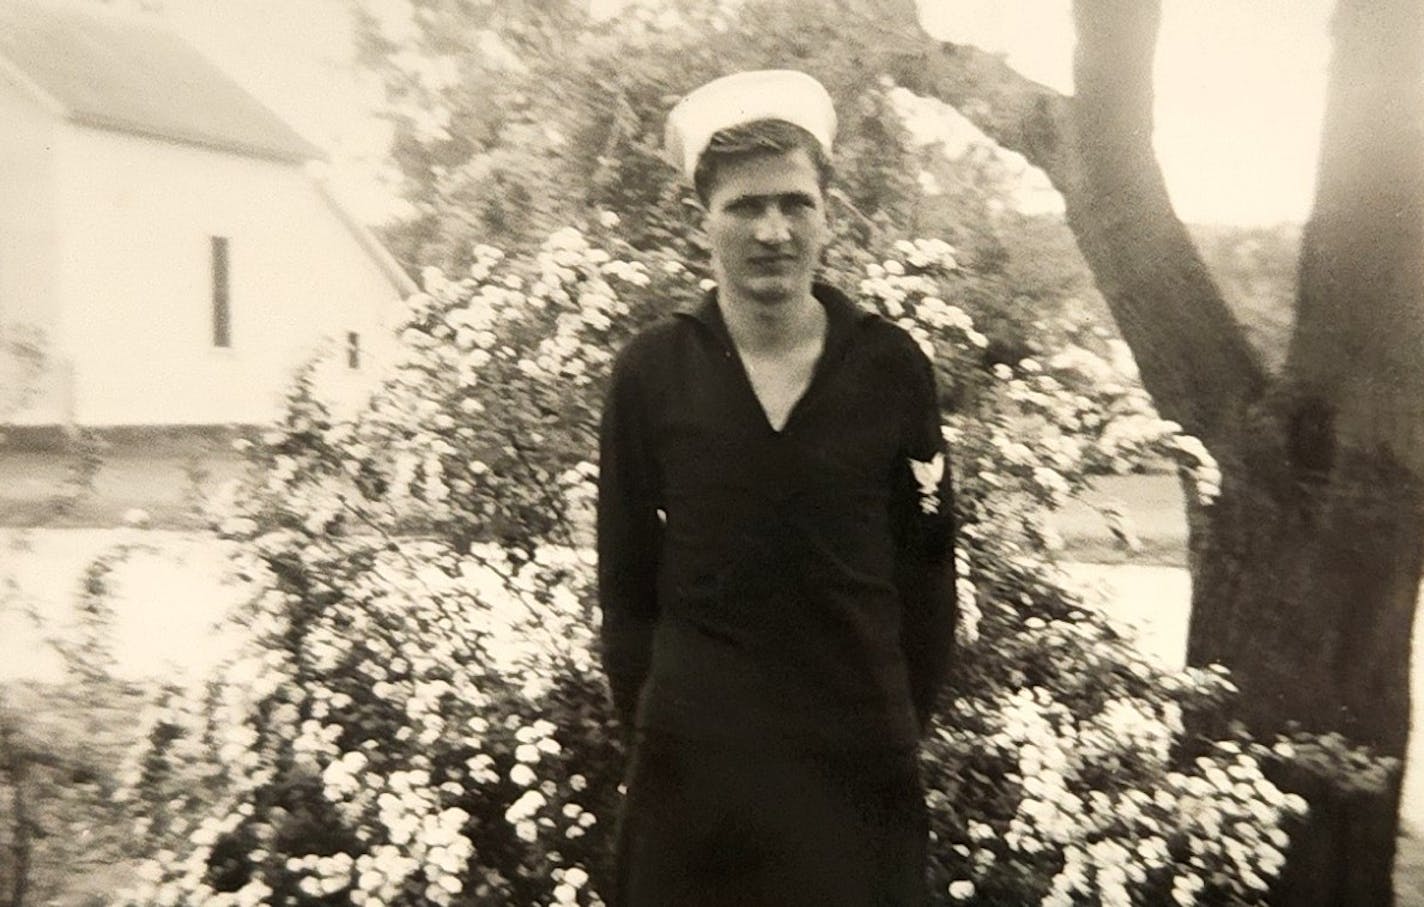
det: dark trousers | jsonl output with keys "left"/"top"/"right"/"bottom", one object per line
{"left": 612, "top": 729, "right": 929, "bottom": 907}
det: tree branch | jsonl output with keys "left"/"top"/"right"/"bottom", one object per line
{"left": 861, "top": 0, "right": 1270, "bottom": 451}
{"left": 883, "top": 37, "right": 1075, "bottom": 192}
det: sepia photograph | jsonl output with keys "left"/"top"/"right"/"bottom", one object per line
{"left": 0, "top": 0, "right": 1419, "bottom": 904}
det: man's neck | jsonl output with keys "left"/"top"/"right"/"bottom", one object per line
{"left": 719, "top": 287, "right": 825, "bottom": 355}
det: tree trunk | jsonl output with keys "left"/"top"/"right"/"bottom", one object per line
{"left": 1189, "top": 427, "right": 1423, "bottom": 905}
{"left": 1189, "top": 1, "right": 1424, "bottom": 903}
{"left": 868, "top": 0, "right": 1424, "bottom": 902}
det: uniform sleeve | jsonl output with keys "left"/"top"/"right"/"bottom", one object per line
{"left": 596, "top": 344, "right": 663, "bottom": 733}
{"left": 890, "top": 344, "right": 958, "bottom": 733}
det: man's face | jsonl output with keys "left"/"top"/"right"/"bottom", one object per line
{"left": 703, "top": 147, "right": 829, "bottom": 307}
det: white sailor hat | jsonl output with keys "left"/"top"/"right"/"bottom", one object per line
{"left": 664, "top": 69, "right": 837, "bottom": 182}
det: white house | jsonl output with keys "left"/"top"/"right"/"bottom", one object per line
{"left": 0, "top": 0, "right": 416, "bottom": 426}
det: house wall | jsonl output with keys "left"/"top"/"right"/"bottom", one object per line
{"left": 51, "top": 124, "right": 402, "bottom": 425}
{"left": 0, "top": 71, "right": 68, "bottom": 424}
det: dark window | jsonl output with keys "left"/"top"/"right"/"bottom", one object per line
{"left": 347, "top": 331, "right": 361, "bottom": 369}
{"left": 211, "top": 236, "right": 231, "bottom": 347}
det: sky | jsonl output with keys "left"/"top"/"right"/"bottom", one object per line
{"left": 145, "top": 0, "right": 1336, "bottom": 227}
{"left": 153, "top": 0, "right": 407, "bottom": 221}
{"left": 915, "top": 0, "right": 1334, "bottom": 225}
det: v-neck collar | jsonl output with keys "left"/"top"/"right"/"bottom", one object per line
{"left": 678, "top": 281, "right": 871, "bottom": 364}
{"left": 676, "top": 282, "right": 874, "bottom": 435}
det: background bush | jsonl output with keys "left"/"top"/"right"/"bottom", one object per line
{"left": 103, "top": 4, "right": 1364, "bottom": 903}
{"left": 108, "top": 218, "right": 1321, "bottom": 906}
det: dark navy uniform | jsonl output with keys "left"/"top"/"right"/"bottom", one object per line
{"left": 597, "top": 283, "right": 957, "bottom": 905}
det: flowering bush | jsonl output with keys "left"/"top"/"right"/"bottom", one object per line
{"left": 114, "top": 223, "right": 1317, "bottom": 906}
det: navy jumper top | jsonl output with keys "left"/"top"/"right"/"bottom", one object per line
{"left": 596, "top": 283, "right": 957, "bottom": 750}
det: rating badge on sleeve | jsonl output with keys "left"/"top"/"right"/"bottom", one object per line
{"left": 910, "top": 452, "right": 945, "bottom": 515}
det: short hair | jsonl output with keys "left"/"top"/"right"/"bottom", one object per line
{"left": 691, "top": 118, "right": 834, "bottom": 206}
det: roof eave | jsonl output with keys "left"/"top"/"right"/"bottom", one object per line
{"left": 69, "top": 111, "right": 326, "bottom": 165}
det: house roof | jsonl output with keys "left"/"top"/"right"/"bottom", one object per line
{"left": 0, "top": 0, "right": 323, "bottom": 163}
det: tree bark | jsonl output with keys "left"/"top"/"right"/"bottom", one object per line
{"left": 1188, "top": 432, "right": 1423, "bottom": 905}
{"left": 870, "top": 0, "right": 1266, "bottom": 451}
{"left": 1189, "top": 2, "right": 1424, "bottom": 903}
{"left": 865, "top": 0, "right": 1424, "bottom": 903}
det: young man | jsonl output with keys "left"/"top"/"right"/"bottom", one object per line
{"left": 597, "top": 70, "right": 957, "bottom": 906}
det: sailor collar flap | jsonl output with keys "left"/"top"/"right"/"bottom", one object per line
{"left": 674, "top": 282, "right": 878, "bottom": 362}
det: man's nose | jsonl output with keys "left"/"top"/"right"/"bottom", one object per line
{"left": 753, "top": 205, "right": 793, "bottom": 244}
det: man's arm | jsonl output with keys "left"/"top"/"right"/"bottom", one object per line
{"left": 596, "top": 345, "right": 663, "bottom": 733}
{"left": 891, "top": 345, "right": 958, "bottom": 733}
